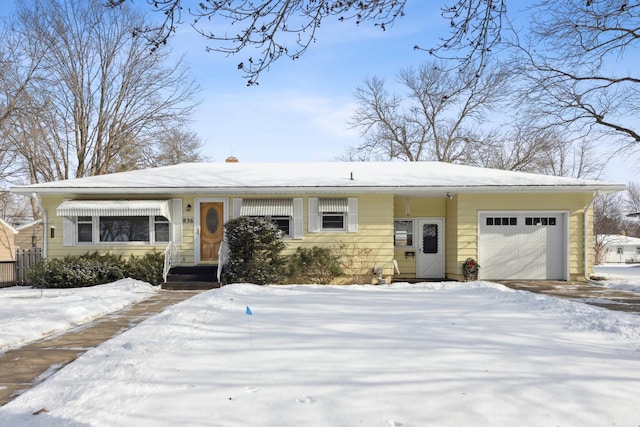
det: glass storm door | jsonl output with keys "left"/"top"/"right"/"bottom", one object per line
{"left": 199, "top": 202, "right": 224, "bottom": 263}
{"left": 417, "top": 218, "right": 445, "bottom": 278}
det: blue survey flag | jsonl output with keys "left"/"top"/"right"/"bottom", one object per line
{"left": 246, "top": 306, "right": 253, "bottom": 316}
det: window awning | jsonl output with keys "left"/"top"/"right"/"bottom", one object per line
{"left": 318, "top": 198, "right": 348, "bottom": 213}
{"left": 240, "top": 199, "right": 293, "bottom": 217}
{"left": 57, "top": 200, "right": 171, "bottom": 219}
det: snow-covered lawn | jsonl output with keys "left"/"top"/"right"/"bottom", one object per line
{"left": 2, "top": 269, "right": 640, "bottom": 426}
{"left": 0, "top": 279, "right": 158, "bottom": 351}
{"left": 594, "top": 264, "right": 640, "bottom": 293}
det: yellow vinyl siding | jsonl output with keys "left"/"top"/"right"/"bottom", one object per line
{"left": 41, "top": 193, "right": 395, "bottom": 283}
{"left": 40, "top": 190, "right": 596, "bottom": 283}
{"left": 449, "top": 192, "right": 594, "bottom": 281}
{"left": 0, "top": 223, "right": 15, "bottom": 261}
{"left": 291, "top": 193, "right": 394, "bottom": 282}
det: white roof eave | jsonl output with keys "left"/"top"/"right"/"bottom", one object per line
{"left": 10, "top": 184, "right": 626, "bottom": 196}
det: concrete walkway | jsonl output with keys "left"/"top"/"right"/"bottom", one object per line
{"left": 0, "top": 289, "right": 202, "bottom": 407}
{"left": 499, "top": 280, "right": 640, "bottom": 314}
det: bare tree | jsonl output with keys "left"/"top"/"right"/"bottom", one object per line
{"left": 513, "top": 0, "right": 640, "bottom": 147}
{"left": 418, "top": 0, "right": 507, "bottom": 78}
{"left": 1, "top": 0, "right": 199, "bottom": 186}
{"left": 106, "top": 1, "right": 510, "bottom": 84}
{"left": 593, "top": 192, "right": 627, "bottom": 264}
{"left": 472, "top": 126, "right": 557, "bottom": 173}
{"left": 626, "top": 182, "right": 640, "bottom": 213}
{"left": 348, "top": 61, "right": 509, "bottom": 162}
{"left": 108, "top": 0, "right": 407, "bottom": 85}
{"left": 142, "top": 127, "right": 209, "bottom": 167}
{"left": 0, "top": 191, "right": 32, "bottom": 224}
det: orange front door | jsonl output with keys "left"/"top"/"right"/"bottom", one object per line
{"left": 200, "top": 202, "right": 224, "bottom": 263}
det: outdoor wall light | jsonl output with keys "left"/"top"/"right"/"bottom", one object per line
{"left": 186, "top": 204, "right": 192, "bottom": 212}
{"left": 50, "top": 226, "right": 56, "bottom": 239}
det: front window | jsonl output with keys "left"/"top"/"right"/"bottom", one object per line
{"left": 394, "top": 220, "right": 414, "bottom": 246}
{"left": 321, "top": 212, "right": 346, "bottom": 230}
{"left": 100, "top": 216, "right": 149, "bottom": 242}
{"left": 270, "top": 216, "right": 292, "bottom": 237}
{"left": 77, "top": 216, "right": 93, "bottom": 243}
{"left": 76, "top": 215, "right": 170, "bottom": 244}
{"left": 153, "top": 216, "right": 170, "bottom": 242}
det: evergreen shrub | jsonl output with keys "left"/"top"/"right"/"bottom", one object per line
{"left": 27, "top": 251, "right": 164, "bottom": 288}
{"left": 224, "top": 217, "right": 287, "bottom": 285}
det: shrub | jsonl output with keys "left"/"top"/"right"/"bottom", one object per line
{"left": 224, "top": 216, "right": 287, "bottom": 285}
{"left": 27, "top": 252, "right": 126, "bottom": 288}
{"left": 332, "top": 241, "right": 374, "bottom": 284}
{"left": 288, "top": 246, "right": 343, "bottom": 284}
{"left": 125, "top": 251, "right": 164, "bottom": 286}
{"left": 27, "top": 251, "right": 165, "bottom": 288}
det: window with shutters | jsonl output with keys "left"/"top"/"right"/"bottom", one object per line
{"left": 308, "top": 198, "right": 358, "bottom": 233}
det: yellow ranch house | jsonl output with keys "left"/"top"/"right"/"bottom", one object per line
{"left": 10, "top": 161, "right": 624, "bottom": 286}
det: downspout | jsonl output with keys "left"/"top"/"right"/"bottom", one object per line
{"left": 32, "top": 193, "right": 46, "bottom": 259}
{"left": 584, "top": 190, "right": 599, "bottom": 282}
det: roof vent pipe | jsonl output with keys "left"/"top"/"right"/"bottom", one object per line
{"left": 350, "top": 172, "right": 354, "bottom": 180}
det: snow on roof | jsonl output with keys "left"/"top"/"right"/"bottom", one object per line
{"left": 600, "top": 234, "right": 640, "bottom": 246}
{"left": 10, "top": 161, "right": 625, "bottom": 195}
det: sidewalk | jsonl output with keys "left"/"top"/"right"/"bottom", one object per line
{"left": 0, "top": 289, "right": 202, "bottom": 406}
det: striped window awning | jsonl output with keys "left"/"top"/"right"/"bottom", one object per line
{"left": 57, "top": 200, "right": 171, "bottom": 219}
{"left": 240, "top": 199, "right": 293, "bottom": 217}
{"left": 318, "top": 198, "right": 348, "bottom": 213}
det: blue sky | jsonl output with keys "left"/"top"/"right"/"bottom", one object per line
{"left": 161, "top": 1, "right": 637, "bottom": 185}
{"left": 167, "top": 1, "right": 445, "bottom": 163}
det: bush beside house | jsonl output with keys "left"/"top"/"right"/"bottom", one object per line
{"left": 224, "top": 217, "right": 287, "bottom": 285}
{"left": 27, "top": 252, "right": 164, "bottom": 288}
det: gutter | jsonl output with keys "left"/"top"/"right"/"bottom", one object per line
{"left": 584, "top": 190, "right": 599, "bottom": 282}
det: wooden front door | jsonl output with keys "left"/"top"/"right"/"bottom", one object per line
{"left": 200, "top": 202, "right": 224, "bottom": 263}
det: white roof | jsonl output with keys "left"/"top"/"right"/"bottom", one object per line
{"left": 600, "top": 234, "right": 640, "bottom": 246}
{"left": 10, "top": 161, "right": 625, "bottom": 196}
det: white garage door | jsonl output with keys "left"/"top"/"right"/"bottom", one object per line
{"left": 478, "top": 212, "right": 566, "bottom": 280}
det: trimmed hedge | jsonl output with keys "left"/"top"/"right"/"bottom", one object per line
{"left": 27, "top": 251, "right": 164, "bottom": 288}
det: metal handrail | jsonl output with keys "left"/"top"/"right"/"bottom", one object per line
{"left": 162, "top": 241, "right": 180, "bottom": 283}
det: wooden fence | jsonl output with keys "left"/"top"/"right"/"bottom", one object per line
{"left": 0, "top": 248, "right": 43, "bottom": 287}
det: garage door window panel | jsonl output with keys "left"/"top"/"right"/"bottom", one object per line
{"left": 486, "top": 217, "right": 517, "bottom": 226}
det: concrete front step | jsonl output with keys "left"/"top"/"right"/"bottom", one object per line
{"left": 164, "top": 265, "right": 221, "bottom": 290}
{"left": 162, "top": 281, "right": 221, "bottom": 290}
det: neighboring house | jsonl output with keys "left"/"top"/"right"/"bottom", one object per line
{"left": 600, "top": 234, "right": 640, "bottom": 264}
{"left": 10, "top": 161, "right": 625, "bottom": 282}
{"left": 0, "top": 219, "right": 18, "bottom": 261}
{"left": 14, "top": 219, "right": 43, "bottom": 250}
